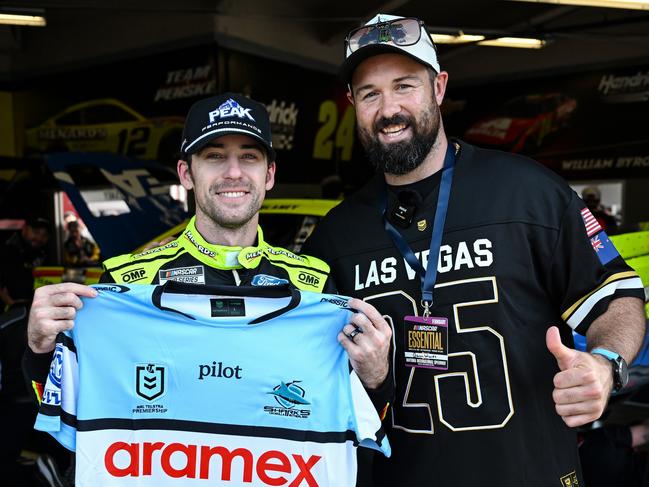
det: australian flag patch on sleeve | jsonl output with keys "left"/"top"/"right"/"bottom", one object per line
{"left": 589, "top": 231, "right": 619, "bottom": 265}
{"left": 581, "top": 207, "right": 620, "bottom": 264}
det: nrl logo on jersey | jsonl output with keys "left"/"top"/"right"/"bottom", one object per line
{"left": 209, "top": 98, "right": 254, "bottom": 122}
{"left": 264, "top": 380, "right": 311, "bottom": 419}
{"left": 135, "top": 363, "right": 166, "bottom": 401}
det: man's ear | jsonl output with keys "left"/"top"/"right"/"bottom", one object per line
{"left": 433, "top": 71, "right": 449, "bottom": 106}
{"left": 265, "top": 162, "right": 276, "bottom": 191}
{"left": 177, "top": 158, "right": 194, "bottom": 191}
{"left": 346, "top": 87, "right": 355, "bottom": 106}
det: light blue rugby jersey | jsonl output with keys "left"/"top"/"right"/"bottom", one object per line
{"left": 35, "top": 282, "right": 390, "bottom": 487}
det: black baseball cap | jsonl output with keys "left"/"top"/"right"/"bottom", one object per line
{"left": 180, "top": 93, "right": 276, "bottom": 162}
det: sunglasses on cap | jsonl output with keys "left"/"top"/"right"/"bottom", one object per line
{"left": 345, "top": 17, "right": 432, "bottom": 53}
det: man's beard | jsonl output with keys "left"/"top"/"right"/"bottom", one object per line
{"left": 358, "top": 102, "right": 440, "bottom": 175}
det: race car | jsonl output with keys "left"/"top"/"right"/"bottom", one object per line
{"left": 463, "top": 93, "right": 577, "bottom": 153}
{"left": 24, "top": 98, "right": 184, "bottom": 164}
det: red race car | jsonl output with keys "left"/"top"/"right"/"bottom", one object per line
{"left": 464, "top": 93, "right": 577, "bottom": 153}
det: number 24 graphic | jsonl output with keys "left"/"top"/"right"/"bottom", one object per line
{"left": 312, "top": 101, "right": 355, "bottom": 161}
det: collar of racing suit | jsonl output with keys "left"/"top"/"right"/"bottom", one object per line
{"left": 180, "top": 216, "right": 267, "bottom": 270}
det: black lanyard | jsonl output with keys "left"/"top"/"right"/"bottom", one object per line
{"left": 381, "top": 143, "right": 456, "bottom": 316}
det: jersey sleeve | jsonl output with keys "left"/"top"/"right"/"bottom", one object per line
{"left": 548, "top": 193, "right": 644, "bottom": 335}
{"left": 348, "top": 370, "right": 391, "bottom": 457}
{"left": 33, "top": 333, "right": 79, "bottom": 451}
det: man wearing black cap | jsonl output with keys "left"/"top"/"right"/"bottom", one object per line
{"left": 303, "top": 13, "right": 646, "bottom": 486}
{"left": 24, "top": 93, "right": 392, "bottom": 417}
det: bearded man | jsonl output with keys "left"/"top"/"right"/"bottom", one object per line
{"left": 303, "top": 13, "right": 646, "bottom": 487}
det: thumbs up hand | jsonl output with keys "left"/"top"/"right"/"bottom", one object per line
{"left": 546, "top": 326, "right": 614, "bottom": 428}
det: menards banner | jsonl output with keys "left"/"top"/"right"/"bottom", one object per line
{"left": 444, "top": 61, "right": 649, "bottom": 179}
{"left": 14, "top": 44, "right": 368, "bottom": 186}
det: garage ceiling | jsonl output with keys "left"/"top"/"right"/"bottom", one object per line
{"left": 1, "top": 0, "right": 649, "bottom": 85}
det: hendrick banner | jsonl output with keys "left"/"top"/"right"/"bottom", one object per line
{"left": 444, "top": 61, "right": 649, "bottom": 179}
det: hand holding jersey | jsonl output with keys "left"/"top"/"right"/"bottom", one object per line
{"left": 342, "top": 298, "right": 392, "bottom": 389}
{"left": 35, "top": 284, "right": 391, "bottom": 486}
{"left": 27, "top": 282, "right": 97, "bottom": 354}
{"left": 546, "top": 326, "right": 614, "bottom": 427}
{"left": 28, "top": 281, "right": 392, "bottom": 390}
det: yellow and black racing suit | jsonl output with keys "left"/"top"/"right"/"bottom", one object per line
{"left": 23, "top": 216, "right": 392, "bottom": 420}
{"left": 23, "top": 217, "right": 332, "bottom": 400}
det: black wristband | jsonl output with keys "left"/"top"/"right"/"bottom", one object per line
{"left": 22, "top": 346, "right": 55, "bottom": 390}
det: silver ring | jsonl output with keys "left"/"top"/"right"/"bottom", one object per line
{"left": 348, "top": 326, "right": 363, "bottom": 341}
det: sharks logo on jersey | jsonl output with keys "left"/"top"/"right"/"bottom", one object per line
{"left": 269, "top": 380, "right": 310, "bottom": 408}
{"left": 264, "top": 380, "right": 311, "bottom": 419}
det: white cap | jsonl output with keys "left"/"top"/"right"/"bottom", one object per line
{"left": 340, "top": 14, "right": 440, "bottom": 83}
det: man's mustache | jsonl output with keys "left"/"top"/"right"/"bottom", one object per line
{"left": 373, "top": 114, "right": 413, "bottom": 133}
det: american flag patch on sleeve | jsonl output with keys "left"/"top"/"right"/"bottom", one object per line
{"left": 580, "top": 208, "right": 602, "bottom": 237}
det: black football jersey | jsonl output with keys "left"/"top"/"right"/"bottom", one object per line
{"left": 303, "top": 140, "right": 644, "bottom": 487}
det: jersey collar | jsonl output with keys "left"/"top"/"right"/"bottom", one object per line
{"left": 180, "top": 217, "right": 266, "bottom": 270}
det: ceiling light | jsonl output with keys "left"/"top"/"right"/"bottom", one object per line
{"left": 431, "top": 33, "right": 486, "bottom": 44}
{"left": 431, "top": 31, "right": 545, "bottom": 48}
{"left": 478, "top": 37, "right": 546, "bottom": 48}
{"left": 510, "top": 0, "right": 649, "bottom": 10}
{"left": 0, "top": 8, "right": 46, "bottom": 27}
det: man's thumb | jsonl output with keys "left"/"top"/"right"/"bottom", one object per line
{"left": 546, "top": 326, "right": 576, "bottom": 370}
